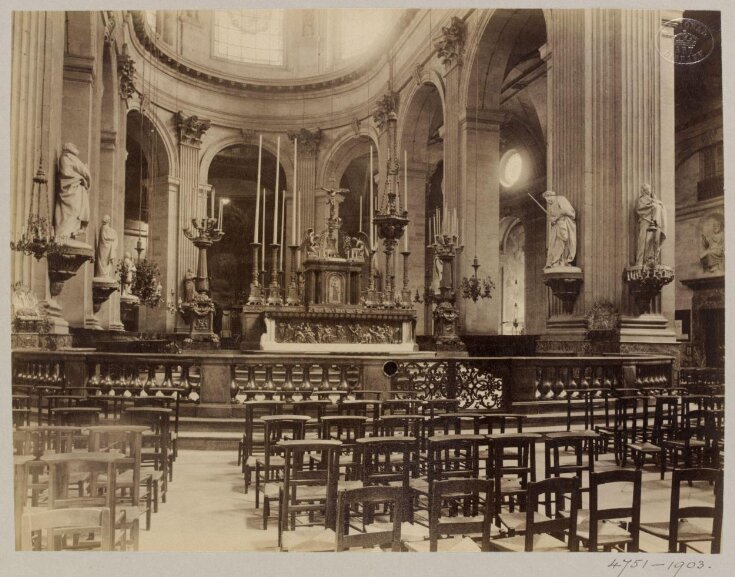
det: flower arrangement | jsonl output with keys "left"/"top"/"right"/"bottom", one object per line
{"left": 117, "top": 258, "right": 163, "bottom": 308}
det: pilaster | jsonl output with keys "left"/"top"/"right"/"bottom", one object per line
{"left": 288, "top": 128, "right": 321, "bottom": 238}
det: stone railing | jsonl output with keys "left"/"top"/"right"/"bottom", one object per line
{"left": 679, "top": 367, "right": 725, "bottom": 395}
{"left": 11, "top": 351, "right": 675, "bottom": 412}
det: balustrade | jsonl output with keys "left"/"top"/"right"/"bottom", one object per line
{"left": 11, "top": 351, "right": 675, "bottom": 411}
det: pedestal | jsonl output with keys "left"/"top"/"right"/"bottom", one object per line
{"left": 543, "top": 266, "right": 584, "bottom": 315}
{"left": 47, "top": 242, "right": 94, "bottom": 297}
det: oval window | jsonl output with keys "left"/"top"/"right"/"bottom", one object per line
{"left": 500, "top": 149, "right": 523, "bottom": 188}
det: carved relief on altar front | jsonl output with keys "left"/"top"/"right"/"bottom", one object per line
{"left": 276, "top": 321, "right": 401, "bottom": 344}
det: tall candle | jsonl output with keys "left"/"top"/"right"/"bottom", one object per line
{"left": 262, "top": 187, "right": 266, "bottom": 268}
{"left": 210, "top": 187, "right": 216, "bottom": 219}
{"left": 359, "top": 194, "right": 363, "bottom": 233}
{"left": 273, "top": 137, "right": 280, "bottom": 243}
{"left": 369, "top": 146, "right": 374, "bottom": 249}
{"left": 403, "top": 150, "right": 408, "bottom": 251}
{"left": 217, "top": 198, "right": 223, "bottom": 230}
{"left": 254, "top": 135, "right": 262, "bottom": 242}
{"left": 280, "top": 192, "right": 285, "bottom": 269}
{"left": 292, "top": 138, "right": 298, "bottom": 242}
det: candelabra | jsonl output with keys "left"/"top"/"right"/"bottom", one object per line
{"left": 460, "top": 255, "right": 495, "bottom": 302}
{"left": 247, "top": 242, "right": 263, "bottom": 305}
{"left": 183, "top": 217, "right": 224, "bottom": 294}
{"left": 266, "top": 243, "right": 283, "bottom": 305}
{"left": 181, "top": 217, "right": 224, "bottom": 345}
{"left": 428, "top": 233, "right": 465, "bottom": 351}
{"left": 285, "top": 244, "right": 301, "bottom": 306}
{"left": 373, "top": 111, "right": 409, "bottom": 309}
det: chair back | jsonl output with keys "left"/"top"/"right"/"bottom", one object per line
{"left": 544, "top": 433, "right": 592, "bottom": 493}
{"left": 652, "top": 396, "right": 679, "bottom": 445}
{"left": 278, "top": 439, "right": 342, "bottom": 545}
{"left": 588, "top": 469, "right": 642, "bottom": 552}
{"left": 381, "top": 399, "right": 424, "bottom": 415}
{"left": 372, "top": 414, "right": 425, "bottom": 438}
{"left": 335, "top": 485, "right": 404, "bottom": 552}
{"left": 261, "top": 415, "right": 309, "bottom": 471}
{"left": 524, "top": 476, "right": 580, "bottom": 552}
{"left": 337, "top": 400, "right": 382, "bottom": 421}
{"left": 87, "top": 426, "right": 147, "bottom": 506}
{"left": 669, "top": 468, "right": 723, "bottom": 553}
{"left": 20, "top": 507, "right": 112, "bottom": 551}
{"left": 242, "top": 400, "right": 284, "bottom": 459}
{"left": 480, "top": 413, "right": 525, "bottom": 434}
{"left": 426, "top": 434, "right": 483, "bottom": 485}
{"left": 319, "top": 416, "right": 368, "bottom": 448}
{"left": 487, "top": 433, "right": 538, "bottom": 484}
{"left": 429, "top": 478, "right": 494, "bottom": 552}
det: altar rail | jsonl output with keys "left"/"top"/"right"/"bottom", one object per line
{"left": 679, "top": 367, "right": 725, "bottom": 395}
{"left": 11, "top": 351, "right": 675, "bottom": 410}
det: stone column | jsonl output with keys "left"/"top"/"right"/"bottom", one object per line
{"left": 11, "top": 12, "right": 69, "bottom": 339}
{"left": 144, "top": 175, "right": 181, "bottom": 333}
{"left": 435, "top": 16, "right": 467, "bottom": 331}
{"left": 288, "top": 128, "right": 321, "bottom": 239}
{"left": 541, "top": 8, "right": 678, "bottom": 352}
{"left": 405, "top": 161, "right": 427, "bottom": 334}
{"left": 460, "top": 108, "right": 503, "bottom": 334}
{"left": 175, "top": 111, "right": 210, "bottom": 331}
{"left": 59, "top": 14, "right": 101, "bottom": 329}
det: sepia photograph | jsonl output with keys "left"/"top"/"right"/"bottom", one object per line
{"left": 1, "top": 1, "right": 732, "bottom": 575}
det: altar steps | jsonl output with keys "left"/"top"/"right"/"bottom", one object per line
{"left": 175, "top": 399, "right": 609, "bottom": 450}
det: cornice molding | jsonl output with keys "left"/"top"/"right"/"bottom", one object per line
{"left": 129, "top": 10, "right": 418, "bottom": 94}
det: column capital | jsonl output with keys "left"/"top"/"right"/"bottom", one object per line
{"left": 371, "top": 92, "right": 399, "bottom": 132}
{"left": 434, "top": 16, "right": 466, "bottom": 70}
{"left": 175, "top": 111, "right": 211, "bottom": 146}
{"left": 117, "top": 43, "right": 136, "bottom": 103}
{"left": 287, "top": 127, "right": 322, "bottom": 157}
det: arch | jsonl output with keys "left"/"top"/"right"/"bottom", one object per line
{"left": 319, "top": 126, "right": 380, "bottom": 189}
{"left": 462, "top": 8, "right": 550, "bottom": 112}
{"left": 200, "top": 132, "right": 293, "bottom": 192}
{"left": 126, "top": 101, "right": 179, "bottom": 179}
{"left": 398, "top": 82, "right": 444, "bottom": 165}
{"left": 396, "top": 65, "right": 445, "bottom": 156}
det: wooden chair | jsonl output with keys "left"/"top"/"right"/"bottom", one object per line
{"left": 486, "top": 433, "right": 540, "bottom": 528}
{"left": 256, "top": 415, "right": 310, "bottom": 528}
{"left": 616, "top": 396, "right": 664, "bottom": 477}
{"left": 20, "top": 507, "right": 112, "bottom": 551}
{"left": 410, "top": 434, "right": 484, "bottom": 523}
{"left": 317, "top": 416, "right": 368, "bottom": 480}
{"left": 381, "top": 398, "right": 425, "bottom": 415}
{"left": 542, "top": 431, "right": 596, "bottom": 511}
{"left": 338, "top": 399, "right": 382, "bottom": 423}
{"left": 662, "top": 409, "right": 713, "bottom": 472}
{"left": 87, "top": 425, "right": 153, "bottom": 531}
{"left": 639, "top": 468, "right": 723, "bottom": 553}
{"left": 489, "top": 476, "right": 580, "bottom": 552}
{"left": 577, "top": 469, "right": 642, "bottom": 552}
{"left": 278, "top": 439, "right": 342, "bottom": 551}
{"left": 290, "top": 399, "right": 331, "bottom": 435}
{"left": 123, "top": 407, "right": 172, "bottom": 507}
{"left": 239, "top": 400, "right": 284, "bottom": 492}
{"left": 406, "top": 478, "right": 494, "bottom": 552}
{"left": 336, "top": 486, "right": 405, "bottom": 552}
{"left": 42, "top": 452, "right": 131, "bottom": 550}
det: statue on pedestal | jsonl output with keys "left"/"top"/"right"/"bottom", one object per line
{"left": 55, "top": 142, "right": 91, "bottom": 241}
{"left": 94, "top": 215, "right": 117, "bottom": 279}
{"left": 543, "top": 190, "right": 577, "bottom": 268}
{"left": 635, "top": 183, "right": 667, "bottom": 266}
{"left": 183, "top": 268, "right": 198, "bottom": 302}
{"left": 120, "top": 251, "right": 136, "bottom": 298}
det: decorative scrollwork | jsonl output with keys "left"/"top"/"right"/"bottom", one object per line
{"left": 454, "top": 361, "right": 504, "bottom": 410}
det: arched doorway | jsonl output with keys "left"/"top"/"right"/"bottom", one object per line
{"left": 123, "top": 109, "right": 171, "bottom": 331}
{"left": 206, "top": 144, "right": 288, "bottom": 308}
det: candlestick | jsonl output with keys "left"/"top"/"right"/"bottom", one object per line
{"left": 262, "top": 187, "right": 266, "bottom": 269}
{"left": 247, "top": 242, "right": 263, "bottom": 305}
{"left": 280, "top": 192, "right": 286, "bottom": 270}
{"left": 359, "top": 194, "right": 363, "bottom": 233}
{"left": 369, "top": 146, "right": 374, "bottom": 249}
{"left": 403, "top": 149, "right": 408, "bottom": 214}
{"left": 274, "top": 137, "right": 280, "bottom": 243}
{"left": 217, "top": 199, "right": 223, "bottom": 230}
{"left": 401, "top": 250, "right": 412, "bottom": 307}
{"left": 286, "top": 244, "right": 300, "bottom": 306}
{"left": 254, "top": 135, "right": 262, "bottom": 242}
{"left": 292, "top": 138, "right": 298, "bottom": 241}
{"left": 266, "top": 243, "right": 283, "bottom": 306}
{"left": 210, "top": 187, "right": 215, "bottom": 219}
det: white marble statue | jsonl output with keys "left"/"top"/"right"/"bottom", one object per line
{"left": 121, "top": 251, "right": 136, "bottom": 297}
{"left": 543, "top": 190, "right": 577, "bottom": 268}
{"left": 183, "top": 268, "right": 198, "bottom": 302}
{"left": 94, "top": 215, "right": 117, "bottom": 279}
{"left": 55, "top": 142, "right": 91, "bottom": 240}
{"left": 635, "top": 183, "right": 667, "bottom": 266}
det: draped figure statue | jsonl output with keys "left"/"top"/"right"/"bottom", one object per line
{"left": 635, "top": 183, "right": 667, "bottom": 266}
{"left": 94, "top": 215, "right": 117, "bottom": 278}
{"left": 54, "top": 142, "right": 91, "bottom": 240}
{"left": 543, "top": 190, "right": 577, "bottom": 268}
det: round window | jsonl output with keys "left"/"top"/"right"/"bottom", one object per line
{"left": 499, "top": 149, "right": 523, "bottom": 188}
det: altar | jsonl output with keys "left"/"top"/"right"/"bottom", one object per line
{"left": 240, "top": 185, "right": 417, "bottom": 353}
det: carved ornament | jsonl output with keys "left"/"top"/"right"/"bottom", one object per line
{"left": 175, "top": 111, "right": 211, "bottom": 146}
{"left": 434, "top": 16, "right": 466, "bottom": 68}
{"left": 287, "top": 128, "right": 322, "bottom": 157}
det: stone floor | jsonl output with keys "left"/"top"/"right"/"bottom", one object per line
{"left": 138, "top": 443, "right": 717, "bottom": 553}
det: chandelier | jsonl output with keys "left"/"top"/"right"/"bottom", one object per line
{"left": 10, "top": 160, "right": 63, "bottom": 260}
{"left": 460, "top": 255, "right": 495, "bottom": 302}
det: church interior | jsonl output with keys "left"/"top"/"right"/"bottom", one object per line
{"left": 7, "top": 8, "right": 726, "bottom": 555}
